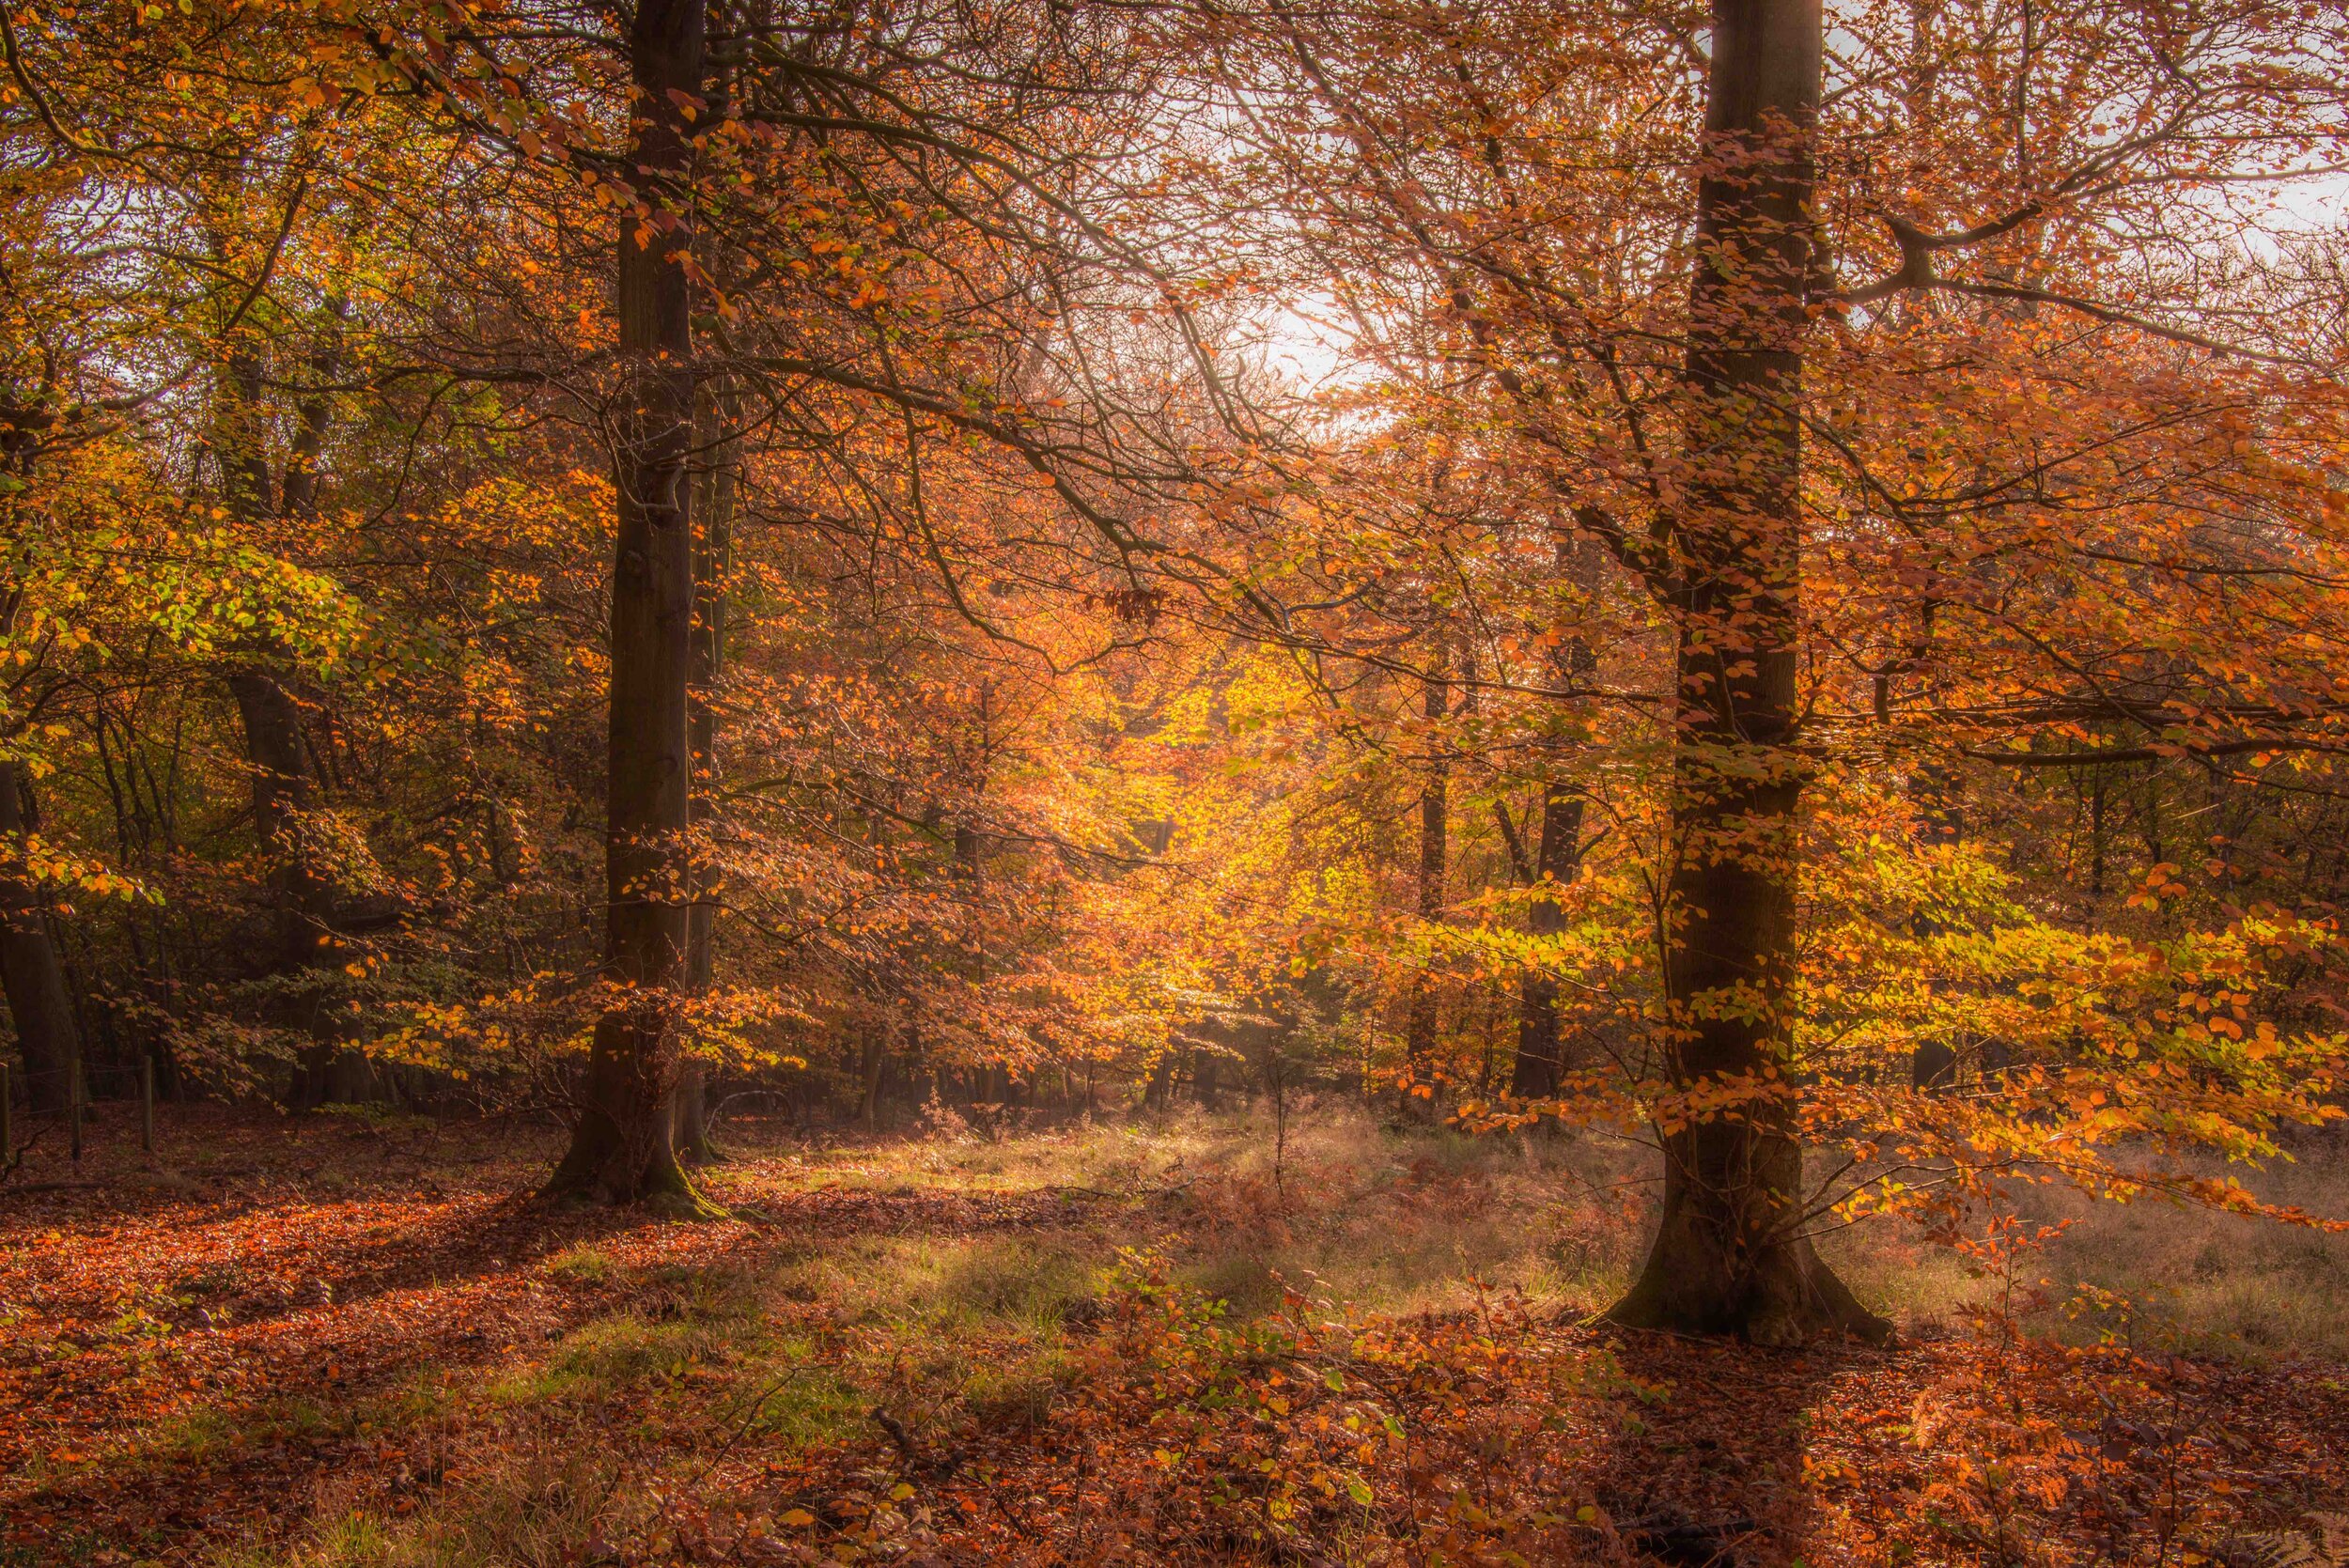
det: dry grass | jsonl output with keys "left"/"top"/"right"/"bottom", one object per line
{"left": 830, "top": 1102, "right": 2349, "bottom": 1359}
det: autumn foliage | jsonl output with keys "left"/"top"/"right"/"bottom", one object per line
{"left": 5, "top": 0, "right": 2349, "bottom": 1560}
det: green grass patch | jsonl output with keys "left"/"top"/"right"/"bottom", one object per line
{"left": 539, "top": 1244, "right": 614, "bottom": 1284}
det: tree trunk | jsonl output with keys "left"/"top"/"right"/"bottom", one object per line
{"left": 277, "top": 299, "right": 343, "bottom": 521}
{"left": 677, "top": 378, "right": 738, "bottom": 1165}
{"left": 547, "top": 0, "right": 710, "bottom": 1211}
{"left": 671, "top": 1062, "right": 714, "bottom": 1158}
{"left": 1909, "top": 760, "right": 1962, "bottom": 1089}
{"left": 226, "top": 665, "right": 324, "bottom": 975}
{"left": 0, "top": 758, "right": 76, "bottom": 1113}
{"left": 216, "top": 347, "right": 314, "bottom": 954}
{"left": 1402, "top": 642, "right": 1447, "bottom": 1116}
{"left": 2088, "top": 766, "right": 2107, "bottom": 904}
{"left": 218, "top": 327, "right": 358, "bottom": 1109}
{"left": 1608, "top": 0, "right": 1888, "bottom": 1345}
{"left": 1508, "top": 783, "right": 1584, "bottom": 1097}
{"left": 1513, "top": 532, "right": 1600, "bottom": 1098}
{"left": 858, "top": 1032, "right": 886, "bottom": 1130}
{"left": 227, "top": 656, "right": 350, "bottom": 1108}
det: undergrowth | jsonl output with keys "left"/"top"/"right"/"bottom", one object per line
{"left": 2, "top": 1106, "right": 2343, "bottom": 1566}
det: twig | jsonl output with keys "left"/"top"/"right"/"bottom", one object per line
{"left": 870, "top": 1406, "right": 963, "bottom": 1478}
{"left": 689, "top": 1363, "right": 818, "bottom": 1487}
{"left": 0, "top": 1119, "right": 57, "bottom": 1186}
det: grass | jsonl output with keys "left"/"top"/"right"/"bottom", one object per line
{"left": 313, "top": 1112, "right": 2344, "bottom": 1560}
{"left": 143, "top": 1400, "right": 346, "bottom": 1465}
{"left": 240, "top": 1437, "right": 630, "bottom": 1568}
{"left": 2015, "top": 1160, "right": 2349, "bottom": 1357}
{"left": 538, "top": 1244, "right": 614, "bottom": 1285}
{"left": 751, "top": 1108, "right": 2349, "bottom": 1358}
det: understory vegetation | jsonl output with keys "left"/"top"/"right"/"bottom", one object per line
{"left": 4, "top": 1108, "right": 2347, "bottom": 1567}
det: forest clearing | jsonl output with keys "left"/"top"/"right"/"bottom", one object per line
{"left": 8, "top": 0, "right": 2349, "bottom": 1561}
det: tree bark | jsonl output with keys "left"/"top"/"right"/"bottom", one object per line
{"left": 217, "top": 343, "right": 319, "bottom": 973}
{"left": 1512, "top": 533, "right": 1598, "bottom": 1098}
{"left": 227, "top": 651, "right": 367, "bottom": 1110}
{"left": 1402, "top": 642, "right": 1446, "bottom": 1117}
{"left": 1909, "top": 760, "right": 1962, "bottom": 1090}
{"left": 671, "top": 1062, "right": 713, "bottom": 1158}
{"left": 1508, "top": 782, "right": 1583, "bottom": 1097}
{"left": 0, "top": 757, "right": 76, "bottom": 1113}
{"left": 677, "top": 378, "right": 738, "bottom": 1165}
{"left": 216, "top": 323, "right": 365, "bottom": 1108}
{"left": 858, "top": 1032, "right": 886, "bottom": 1129}
{"left": 1608, "top": 0, "right": 1889, "bottom": 1345}
{"left": 277, "top": 300, "right": 342, "bottom": 521}
{"left": 547, "top": 0, "right": 711, "bottom": 1210}
{"left": 226, "top": 665, "right": 325, "bottom": 975}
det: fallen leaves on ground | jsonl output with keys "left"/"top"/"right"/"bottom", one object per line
{"left": 3, "top": 1110, "right": 2343, "bottom": 1567}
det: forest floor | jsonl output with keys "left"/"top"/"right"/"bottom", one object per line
{"left": 3, "top": 1102, "right": 2346, "bottom": 1568}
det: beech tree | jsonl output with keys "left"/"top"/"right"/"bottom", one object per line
{"left": 1183, "top": 0, "right": 2349, "bottom": 1340}
{"left": 1604, "top": 0, "right": 1885, "bottom": 1343}
{"left": 537, "top": 0, "right": 707, "bottom": 1206}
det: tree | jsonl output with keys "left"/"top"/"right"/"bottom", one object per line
{"left": 1400, "top": 631, "right": 1446, "bottom": 1114}
{"left": 1509, "top": 531, "right": 1597, "bottom": 1099}
{"left": 544, "top": 0, "right": 708, "bottom": 1208}
{"left": 1603, "top": 0, "right": 1888, "bottom": 1343}
{"left": 4, "top": 0, "right": 2342, "bottom": 1328}
{"left": 0, "top": 749, "right": 78, "bottom": 1115}
{"left": 1188, "top": 0, "right": 2349, "bottom": 1341}
{"left": 676, "top": 376, "right": 740, "bottom": 1165}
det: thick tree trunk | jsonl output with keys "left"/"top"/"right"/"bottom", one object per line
{"left": 228, "top": 656, "right": 351, "bottom": 1108}
{"left": 547, "top": 0, "right": 710, "bottom": 1211}
{"left": 1609, "top": 0, "right": 1888, "bottom": 1345}
{"left": 277, "top": 300, "right": 342, "bottom": 521}
{"left": 671, "top": 1061, "right": 715, "bottom": 1158}
{"left": 0, "top": 758, "right": 76, "bottom": 1113}
{"left": 1402, "top": 644, "right": 1447, "bottom": 1117}
{"left": 217, "top": 344, "right": 318, "bottom": 969}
